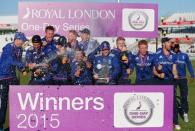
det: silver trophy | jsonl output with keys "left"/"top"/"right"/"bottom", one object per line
{"left": 94, "top": 61, "right": 110, "bottom": 84}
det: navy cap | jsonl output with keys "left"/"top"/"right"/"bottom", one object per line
{"left": 14, "top": 32, "right": 28, "bottom": 42}
{"left": 32, "top": 35, "right": 42, "bottom": 44}
{"left": 56, "top": 36, "right": 67, "bottom": 47}
{"left": 100, "top": 41, "right": 110, "bottom": 50}
{"left": 80, "top": 28, "right": 90, "bottom": 35}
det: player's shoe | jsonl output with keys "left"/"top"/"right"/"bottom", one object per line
{"left": 184, "top": 113, "right": 189, "bottom": 123}
{"left": 174, "top": 125, "right": 181, "bottom": 130}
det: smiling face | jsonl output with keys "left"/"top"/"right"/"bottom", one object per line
{"left": 75, "top": 51, "right": 84, "bottom": 61}
{"left": 33, "top": 42, "right": 41, "bottom": 50}
{"left": 45, "top": 29, "right": 54, "bottom": 42}
{"left": 102, "top": 49, "right": 110, "bottom": 56}
{"left": 139, "top": 44, "right": 148, "bottom": 56}
{"left": 117, "top": 39, "right": 125, "bottom": 51}
{"left": 80, "top": 33, "right": 90, "bottom": 42}
{"left": 138, "top": 40, "right": 148, "bottom": 56}
{"left": 68, "top": 31, "right": 77, "bottom": 44}
{"left": 14, "top": 39, "right": 24, "bottom": 47}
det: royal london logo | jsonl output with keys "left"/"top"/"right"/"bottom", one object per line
{"left": 128, "top": 11, "right": 149, "bottom": 30}
{"left": 23, "top": 7, "right": 31, "bottom": 19}
{"left": 123, "top": 94, "right": 155, "bottom": 125}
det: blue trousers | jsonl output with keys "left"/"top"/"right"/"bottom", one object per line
{"left": 176, "top": 78, "right": 189, "bottom": 114}
{"left": 0, "top": 78, "right": 19, "bottom": 129}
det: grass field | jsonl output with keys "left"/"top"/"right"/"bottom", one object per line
{"left": 4, "top": 61, "right": 195, "bottom": 131}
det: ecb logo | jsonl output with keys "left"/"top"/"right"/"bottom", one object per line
{"left": 114, "top": 92, "right": 164, "bottom": 128}
{"left": 123, "top": 95, "right": 154, "bottom": 125}
{"left": 128, "top": 11, "right": 149, "bottom": 30}
{"left": 122, "top": 8, "right": 155, "bottom": 32}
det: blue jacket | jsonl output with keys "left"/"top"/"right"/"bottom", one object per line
{"left": 51, "top": 57, "right": 72, "bottom": 81}
{"left": 42, "top": 37, "right": 57, "bottom": 58}
{"left": 25, "top": 47, "right": 45, "bottom": 64}
{"left": 25, "top": 47, "right": 51, "bottom": 82}
{"left": 111, "top": 48, "right": 134, "bottom": 79}
{"left": 154, "top": 50, "right": 177, "bottom": 80}
{"left": 71, "top": 61, "right": 93, "bottom": 85}
{"left": 175, "top": 51, "right": 195, "bottom": 78}
{"left": 133, "top": 52, "right": 155, "bottom": 81}
{"left": 0, "top": 43, "right": 25, "bottom": 79}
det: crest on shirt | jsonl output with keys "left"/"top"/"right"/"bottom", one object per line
{"left": 169, "top": 55, "right": 172, "bottom": 59}
{"left": 182, "top": 55, "right": 185, "bottom": 60}
{"left": 159, "top": 55, "right": 163, "bottom": 59}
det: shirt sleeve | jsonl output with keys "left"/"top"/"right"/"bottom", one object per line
{"left": 185, "top": 54, "right": 195, "bottom": 78}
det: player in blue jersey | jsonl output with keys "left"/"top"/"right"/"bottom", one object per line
{"left": 154, "top": 37, "right": 180, "bottom": 130}
{"left": 42, "top": 26, "right": 57, "bottom": 58}
{"left": 25, "top": 35, "right": 51, "bottom": 85}
{"left": 173, "top": 43, "right": 195, "bottom": 123}
{"left": 133, "top": 40, "right": 155, "bottom": 85}
{"left": 51, "top": 36, "right": 72, "bottom": 85}
{"left": 111, "top": 37, "right": 133, "bottom": 85}
{"left": 0, "top": 32, "right": 29, "bottom": 131}
{"left": 67, "top": 30, "right": 80, "bottom": 61}
{"left": 71, "top": 50, "right": 93, "bottom": 85}
{"left": 89, "top": 41, "right": 120, "bottom": 85}
{"left": 78, "top": 28, "right": 99, "bottom": 56}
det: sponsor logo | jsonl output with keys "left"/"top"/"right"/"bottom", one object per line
{"left": 128, "top": 11, "right": 148, "bottom": 30}
{"left": 123, "top": 95, "right": 154, "bottom": 125}
{"left": 114, "top": 93, "right": 164, "bottom": 128}
{"left": 23, "top": 8, "right": 30, "bottom": 19}
{"left": 22, "top": 7, "right": 116, "bottom": 20}
{"left": 97, "top": 64, "right": 102, "bottom": 69}
{"left": 122, "top": 9, "right": 155, "bottom": 32}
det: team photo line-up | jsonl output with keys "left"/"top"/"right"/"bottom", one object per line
{"left": 0, "top": 25, "right": 194, "bottom": 130}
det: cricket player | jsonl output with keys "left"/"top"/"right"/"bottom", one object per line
{"left": 133, "top": 40, "right": 155, "bottom": 85}
{"left": 42, "top": 25, "right": 57, "bottom": 58}
{"left": 25, "top": 35, "right": 52, "bottom": 85}
{"left": 0, "top": 32, "right": 28, "bottom": 131}
{"left": 111, "top": 37, "right": 133, "bottom": 85}
{"left": 173, "top": 43, "right": 195, "bottom": 123}
{"left": 154, "top": 37, "right": 180, "bottom": 130}
{"left": 89, "top": 41, "right": 120, "bottom": 85}
{"left": 67, "top": 30, "right": 80, "bottom": 61}
{"left": 51, "top": 36, "right": 72, "bottom": 85}
{"left": 71, "top": 50, "right": 93, "bottom": 85}
{"left": 79, "top": 28, "right": 99, "bottom": 56}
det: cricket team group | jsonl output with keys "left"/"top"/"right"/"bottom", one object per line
{"left": 0, "top": 26, "right": 194, "bottom": 130}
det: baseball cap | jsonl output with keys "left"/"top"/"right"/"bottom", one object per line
{"left": 32, "top": 35, "right": 42, "bottom": 44}
{"left": 14, "top": 32, "right": 28, "bottom": 42}
{"left": 80, "top": 28, "right": 90, "bottom": 35}
{"left": 100, "top": 41, "right": 110, "bottom": 50}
